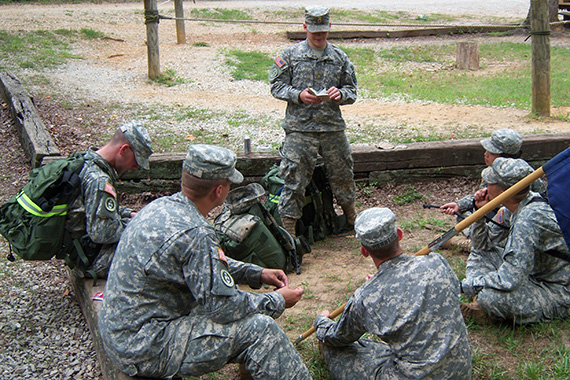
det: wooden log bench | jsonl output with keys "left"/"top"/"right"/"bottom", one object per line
{"left": 67, "top": 270, "right": 163, "bottom": 380}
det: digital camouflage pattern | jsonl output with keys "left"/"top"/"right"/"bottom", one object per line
{"left": 482, "top": 157, "right": 535, "bottom": 188}
{"left": 278, "top": 131, "right": 355, "bottom": 219}
{"left": 65, "top": 149, "right": 134, "bottom": 277}
{"left": 183, "top": 144, "right": 243, "bottom": 183}
{"left": 304, "top": 5, "right": 330, "bottom": 33}
{"left": 354, "top": 208, "right": 398, "bottom": 250}
{"left": 462, "top": 191, "right": 570, "bottom": 323}
{"left": 99, "top": 192, "right": 310, "bottom": 379}
{"left": 314, "top": 253, "right": 472, "bottom": 380}
{"left": 466, "top": 207, "right": 511, "bottom": 279}
{"left": 269, "top": 30, "right": 358, "bottom": 220}
{"left": 269, "top": 40, "right": 357, "bottom": 133}
{"left": 120, "top": 121, "right": 153, "bottom": 171}
{"left": 480, "top": 128, "right": 523, "bottom": 156}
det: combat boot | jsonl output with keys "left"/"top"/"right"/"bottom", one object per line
{"left": 460, "top": 300, "right": 490, "bottom": 324}
{"left": 239, "top": 364, "right": 254, "bottom": 380}
{"left": 281, "top": 216, "right": 297, "bottom": 238}
{"left": 341, "top": 204, "right": 357, "bottom": 228}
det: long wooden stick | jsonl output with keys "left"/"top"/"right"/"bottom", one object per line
{"left": 294, "top": 167, "right": 545, "bottom": 345}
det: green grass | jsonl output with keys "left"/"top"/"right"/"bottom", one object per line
{"left": 189, "top": 8, "right": 252, "bottom": 21}
{"left": 392, "top": 185, "right": 426, "bottom": 205}
{"left": 150, "top": 68, "right": 189, "bottom": 87}
{"left": 0, "top": 27, "right": 113, "bottom": 71}
{"left": 225, "top": 49, "right": 273, "bottom": 82}
{"left": 342, "top": 42, "right": 570, "bottom": 108}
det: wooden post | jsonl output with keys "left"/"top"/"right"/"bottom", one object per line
{"left": 456, "top": 42, "right": 479, "bottom": 70}
{"left": 531, "top": 0, "right": 551, "bottom": 116}
{"left": 144, "top": 0, "right": 160, "bottom": 80}
{"left": 174, "top": 0, "right": 186, "bottom": 44}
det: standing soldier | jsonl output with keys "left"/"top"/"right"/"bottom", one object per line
{"left": 269, "top": 5, "right": 358, "bottom": 237}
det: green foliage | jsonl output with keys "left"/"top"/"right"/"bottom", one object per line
{"left": 189, "top": 8, "right": 252, "bottom": 21}
{"left": 225, "top": 49, "right": 273, "bottom": 82}
{"left": 344, "top": 42, "right": 570, "bottom": 109}
{"left": 151, "top": 68, "right": 188, "bottom": 87}
{"left": 0, "top": 29, "right": 80, "bottom": 70}
{"left": 79, "top": 27, "right": 105, "bottom": 39}
{"left": 392, "top": 185, "right": 426, "bottom": 205}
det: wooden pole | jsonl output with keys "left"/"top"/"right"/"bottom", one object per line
{"left": 531, "top": 0, "right": 551, "bottom": 116}
{"left": 144, "top": 0, "right": 160, "bottom": 80}
{"left": 174, "top": 0, "right": 186, "bottom": 44}
{"left": 295, "top": 166, "right": 546, "bottom": 344}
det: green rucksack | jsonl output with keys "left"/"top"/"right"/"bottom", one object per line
{"left": 0, "top": 152, "right": 85, "bottom": 263}
{"left": 214, "top": 183, "right": 309, "bottom": 274}
{"left": 261, "top": 163, "right": 348, "bottom": 244}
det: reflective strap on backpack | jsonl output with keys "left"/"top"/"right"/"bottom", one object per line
{"left": 16, "top": 191, "right": 68, "bottom": 217}
{"left": 268, "top": 186, "right": 284, "bottom": 204}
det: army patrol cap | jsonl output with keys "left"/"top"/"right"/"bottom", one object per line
{"left": 120, "top": 121, "right": 153, "bottom": 171}
{"left": 482, "top": 157, "right": 534, "bottom": 188}
{"left": 355, "top": 207, "right": 398, "bottom": 250}
{"left": 305, "top": 5, "right": 331, "bottom": 33}
{"left": 480, "top": 128, "right": 522, "bottom": 155}
{"left": 183, "top": 144, "right": 244, "bottom": 184}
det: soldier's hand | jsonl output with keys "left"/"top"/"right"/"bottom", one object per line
{"left": 277, "top": 286, "right": 304, "bottom": 308}
{"left": 260, "top": 268, "right": 289, "bottom": 289}
{"left": 300, "top": 88, "right": 322, "bottom": 105}
{"left": 327, "top": 86, "right": 341, "bottom": 101}
{"left": 440, "top": 202, "right": 459, "bottom": 215}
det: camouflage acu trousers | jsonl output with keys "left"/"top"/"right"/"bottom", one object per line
{"left": 320, "top": 338, "right": 392, "bottom": 380}
{"left": 278, "top": 131, "right": 355, "bottom": 219}
{"left": 177, "top": 314, "right": 311, "bottom": 380}
{"left": 478, "top": 280, "right": 570, "bottom": 324}
{"left": 470, "top": 249, "right": 570, "bottom": 323}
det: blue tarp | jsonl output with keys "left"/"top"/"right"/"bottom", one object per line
{"left": 543, "top": 146, "right": 570, "bottom": 250}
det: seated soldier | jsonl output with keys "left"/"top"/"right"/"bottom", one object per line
{"left": 313, "top": 207, "right": 472, "bottom": 380}
{"left": 441, "top": 128, "right": 545, "bottom": 245}
{"left": 461, "top": 158, "right": 570, "bottom": 324}
{"left": 99, "top": 144, "right": 309, "bottom": 380}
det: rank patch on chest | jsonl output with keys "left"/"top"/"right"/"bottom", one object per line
{"left": 104, "top": 197, "right": 117, "bottom": 212}
{"left": 220, "top": 269, "right": 235, "bottom": 288}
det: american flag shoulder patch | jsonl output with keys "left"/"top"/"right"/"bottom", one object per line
{"left": 103, "top": 182, "right": 117, "bottom": 198}
{"left": 274, "top": 56, "right": 286, "bottom": 68}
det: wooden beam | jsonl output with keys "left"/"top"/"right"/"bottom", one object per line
{"left": 174, "top": 0, "right": 186, "bottom": 44}
{"left": 67, "top": 270, "right": 159, "bottom": 380}
{"left": 0, "top": 71, "right": 59, "bottom": 167}
{"left": 286, "top": 26, "right": 516, "bottom": 40}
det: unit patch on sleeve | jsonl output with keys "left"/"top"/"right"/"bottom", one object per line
{"left": 220, "top": 269, "right": 235, "bottom": 288}
{"left": 104, "top": 197, "right": 117, "bottom": 212}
